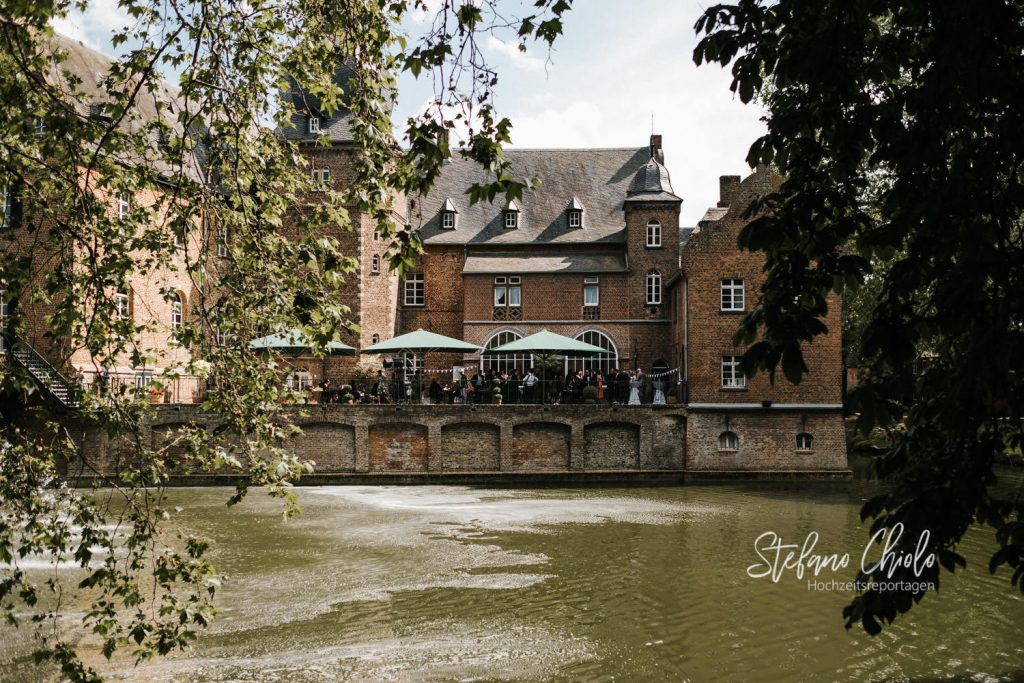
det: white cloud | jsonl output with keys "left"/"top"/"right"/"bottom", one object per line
{"left": 485, "top": 35, "right": 547, "bottom": 72}
{"left": 50, "top": 0, "right": 130, "bottom": 54}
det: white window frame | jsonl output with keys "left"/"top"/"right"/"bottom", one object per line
{"left": 1, "top": 187, "right": 11, "bottom": 228}
{"left": 117, "top": 192, "right": 130, "bottom": 220}
{"left": 442, "top": 211, "right": 456, "bottom": 229}
{"left": 504, "top": 211, "right": 518, "bottom": 229}
{"left": 583, "top": 276, "right": 599, "bottom": 306}
{"left": 170, "top": 293, "right": 183, "bottom": 331}
{"left": 796, "top": 433, "right": 815, "bottom": 451}
{"left": 718, "top": 431, "right": 739, "bottom": 451}
{"left": 404, "top": 274, "right": 424, "bottom": 306}
{"left": 33, "top": 116, "right": 46, "bottom": 135}
{"left": 721, "top": 355, "right": 746, "bottom": 388}
{"left": 494, "top": 276, "right": 520, "bottom": 307}
{"left": 721, "top": 278, "right": 745, "bottom": 311}
{"left": 371, "top": 333, "right": 380, "bottom": 345}
{"left": 508, "top": 283, "right": 521, "bottom": 307}
{"left": 215, "top": 327, "right": 230, "bottom": 347}
{"left": 308, "top": 116, "right": 320, "bottom": 134}
{"left": 372, "top": 254, "right": 380, "bottom": 274}
{"left": 646, "top": 270, "right": 662, "bottom": 305}
{"left": 568, "top": 210, "right": 582, "bottom": 228}
{"left": 493, "top": 285, "right": 507, "bottom": 307}
{"left": 115, "top": 291, "right": 131, "bottom": 321}
{"left": 646, "top": 220, "right": 662, "bottom": 248}
{"left": 0, "top": 288, "right": 8, "bottom": 352}
{"left": 217, "top": 226, "right": 229, "bottom": 258}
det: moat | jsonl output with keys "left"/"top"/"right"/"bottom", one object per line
{"left": 3, "top": 464, "right": 1023, "bottom": 682}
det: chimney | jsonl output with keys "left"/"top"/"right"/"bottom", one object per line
{"left": 718, "top": 175, "right": 741, "bottom": 207}
{"left": 649, "top": 134, "right": 664, "bottom": 164}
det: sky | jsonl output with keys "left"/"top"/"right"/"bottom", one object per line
{"left": 52, "top": 1, "right": 766, "bottom": 227}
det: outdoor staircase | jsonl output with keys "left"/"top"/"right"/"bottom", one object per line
{"left": 5, "top": 337, "right": 80, "bottom": 409}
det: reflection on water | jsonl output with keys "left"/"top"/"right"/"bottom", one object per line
{"left": 3, "top": 471, "right": 1024, "bottom": 682}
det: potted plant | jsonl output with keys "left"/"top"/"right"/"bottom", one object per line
{"left": 148, "top": 387, "right": 165, "bottom": 404}
{"left": 342, "top": 392, "right": 354, "bottom": 404}
{"left": 666, "top": 386, "right": 677, "bottom": 404}
{"left": 191, "top": 389, "right": 203, "bottom": 404}
{"left": 581, "top": 384, "right": 599, "bottom": 404}
{"left": 492, "top": 379, "right": 503, "bottom": 405}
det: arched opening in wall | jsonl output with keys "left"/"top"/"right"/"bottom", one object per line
{"left": 566, "top": 330, "right": 618, "bottom": 375}
{"left": 796, "top": 432, "right": 815, "bottom": 451}
{"left": 651, "top": 359, "right": 669, "bottom": 374}
{"left": 718, "top": 431, "right": 739, "bottom": 452}
{"left": 482, "top": 329, "right": 531, "bottom": 373}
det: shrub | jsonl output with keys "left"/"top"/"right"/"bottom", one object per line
{"left": 581, "top": 385, "right": 599, "bottom": 403}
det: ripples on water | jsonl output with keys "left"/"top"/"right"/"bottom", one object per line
{"left": 2, "top": 475, "right": 1023, "bottom": 682}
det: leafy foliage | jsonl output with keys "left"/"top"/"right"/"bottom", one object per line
{"left": 695, "top": 0, "right": 1024, "bottom": 633}
{"left": 0, "top": 0, "right": 573, "bottom": 679}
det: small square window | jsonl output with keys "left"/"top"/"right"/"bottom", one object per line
{"left": 508, "top": 276, "right": 521, "bottom": 285}
{"left": 442, "top": 212, "right": 456, "bottom": 229}
{"left": 504, "top": 211, "right": 518, "bottom": 229}
{"left": 568, "top": 211, "right": 582, "bottom": 228}
{"left": 494, "top": 276, "right": 506, "bottom": 285}
{"left": 308, "top": 116, "right": 320, "bottom": 134}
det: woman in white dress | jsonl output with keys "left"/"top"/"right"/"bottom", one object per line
{"left": 652, "top": 377, "right": 667, "bottom": 405}
{"left": 627, "top": 372, "right": 641, "bottom": 405}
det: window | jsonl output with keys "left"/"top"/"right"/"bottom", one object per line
{"left": 646, "top": 270, "right": 662, "bottom": 305}
{"left": 583, "top": 276, "right": 599, "bottom": 306}
{"left": 721, "top": 355, "right": 746, "bottom": 388}
{"left": 721, "top": 278, "right": 745, "bottom": 311}
{"left": 308, "top": 116, "right": 320, "bottom": 134}
{"left": 115, "top": 291, "right": 131, "bottom": 320}
{"left": 494, "top": 276, "right": 521, "bottom": 307}
{"left": 33, "top": 116, "right": 46, "bottom": 135}
{"left": 504, "top": 211, "right": 518, "bottom": 229}
{"left": 170, "top": 292, "right": 183, "bottom": 331}
{"left": 567, "top": 330, "right": 618, "bottom": 375}
{"left": 568, "top": 210, "right": 582, "bottom": 228}
{"left": 0, "top": 288, "right": 7, "bottom": 352}
{"left": 117, "top": 192, "right": 130, "bottom": 220}
{"left": 482, "top": 330, "right": 530, "bottom": 373}
{"left": 442, "top": 211, "right": 456, "bottom": 229}
{"left": 796, "top": 433, "right": 815, "bottom": 451}
{"left": 718, "top": 431, "right": 739, "bottom": 451}
{"left": 372, "top": 255, "right": 380, "bottom": 274}
{"left": 371, "top": 333, "right": 380, "bottom": 345}
{"left": 1, "top": 187, "right": 11, "bottom": 228}
{"left": 215, "top": 327, "right": 230, "bottom": 347}
{"left": 217, "top": 226, "right": 229, "bottom": 258}
{"left": 646, "top": 220, "right": 662, "bottom": 248}
{"left": 311, "top": 168, "right": 329, "bottom": 189}
{"left": 404, "top": 274, "right": 424, "bottom": 306}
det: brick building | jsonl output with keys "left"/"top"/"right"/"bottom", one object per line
{"left": 3, "top": 39, "right": 849, "bottom": 474}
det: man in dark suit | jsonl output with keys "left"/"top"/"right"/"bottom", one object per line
{"left": 615, "top": 367, "right": 630, "bottom": 404}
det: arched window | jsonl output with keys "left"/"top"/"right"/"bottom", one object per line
{"left": 371, "top": 333, "right": 380, "bottom": 345}
{"left": 796, "top": 433, "right": 814, "bottom": 451}
{"left": 646, "top": 270, "right": 662, "bottom": 305}
{"left": 567, "top": 330, "right": 619, "bottom": 375}
{"left": 646, "top": 220, "right": 662, "bottom": 247}
{"left": 372, "top": 254, "right": 380, "bottom": 274}
{"left": 718, "top": 431, "right": 739, "bottom": 451}
{"left": 483, "top": 330, "right": 529, "bottom": 373}
{"left": 170, "top": 292, "right": 183, "bottom": 331}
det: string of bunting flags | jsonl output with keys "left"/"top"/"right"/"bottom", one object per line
{"left": 407, "top": 366, "right": 682, "bottom": 379}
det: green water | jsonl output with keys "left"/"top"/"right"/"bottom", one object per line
{"left": 3, "top": 469, "right": 1024, "bottom": 682}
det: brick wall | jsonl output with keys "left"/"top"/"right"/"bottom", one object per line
{"left": 584, "top": 421, "right": 640, "bottom": 468}
{"left": 440, "top": 422, "right": 500, "bottom": 471}
{"left": 680, "top": 168, "right": 844, "bottom": 405}
{"left": 368, "top": 422, "right": 428, "bottom": 471}
{"left": 512, "top": 422, "right": 570, "bottom": 470}
{"left": 686, "top": 409, "right": 847, "bottom": 471}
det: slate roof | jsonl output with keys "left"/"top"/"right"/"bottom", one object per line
{"left": 280, "top": 62, "right": 357, "bottom": 144}
{"left": 45, "top": 34, "right": 205, "bottom": 181}
{"left": 462, "top": 251, "right": 628, "bottom": 274}
{"left": 409, "top": 147, "right": 655, "bottom": 245}
{"left": 626, "top": 156, "right": 681, "bottom": 202}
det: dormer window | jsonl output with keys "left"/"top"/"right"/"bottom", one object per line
{"left": 504, "top": 199, "right": 520, "bottom": 229}
{"left": 308, "top": 116, "right": 320, "bottom": 134}
{"left": 567, "top": 197, "right": 584, "bottom": 229}
{"left": 440, "top": 198, "right": 458, "bottom": 229}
